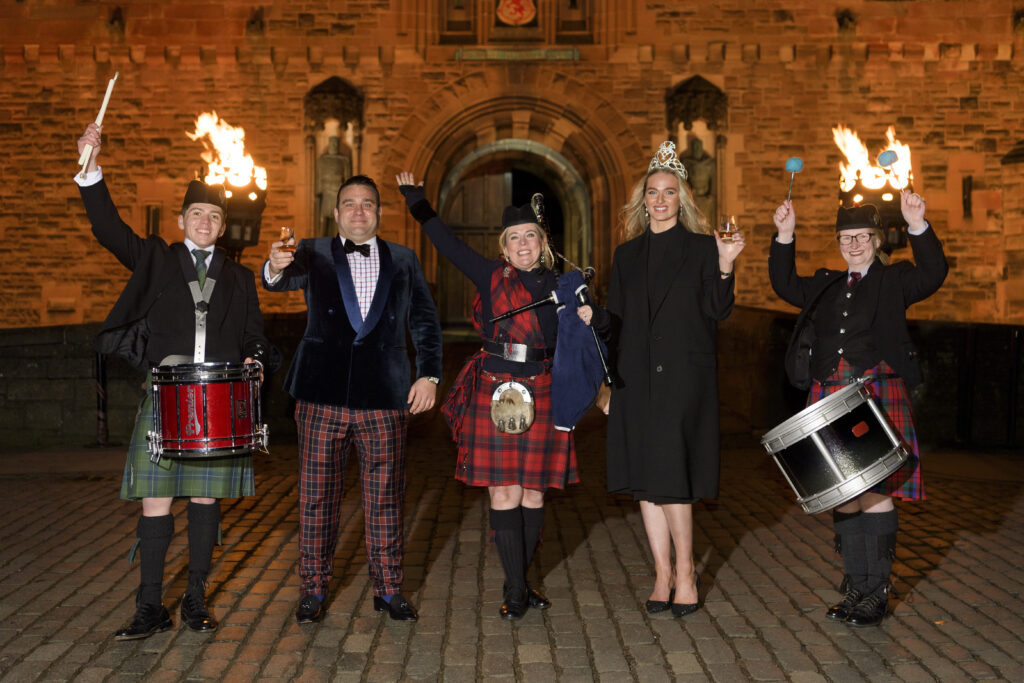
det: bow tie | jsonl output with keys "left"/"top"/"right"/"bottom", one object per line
{"left": 344, "top": 240, "right": 371, "bottom": 257}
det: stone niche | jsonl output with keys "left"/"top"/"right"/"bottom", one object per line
{"left": 304, "top": 77, "right": 364, "bottom": 238}
{"left": 666, "top": 75, "right": 728, "bottom": 229}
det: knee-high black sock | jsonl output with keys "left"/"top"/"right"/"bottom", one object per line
{"left": 490, "top": 508, "right": 526, "bottom": 593}
{"left": 522, "top": 505, "right": 545, "bottom": 572}
{"left": 862, "top": 508, "right": 898, "bottom": 598}
{"left": 137, "top": 514, "right": 174, "bottom": 606}
{"left": 833, "top": 509, "right": 868, "bottom": 593}
{"left": 187, "top": 501, "right": 221, "bottom": 592}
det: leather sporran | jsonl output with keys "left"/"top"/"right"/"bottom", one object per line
{"left": 490, "top": 381, "right": 535, "bottom": 434}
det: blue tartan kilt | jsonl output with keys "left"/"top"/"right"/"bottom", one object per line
{"left": 119, "top": 381, "right": 255, "bottom": 501}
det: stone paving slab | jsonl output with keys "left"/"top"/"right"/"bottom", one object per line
{"left": 1, "top": 411, "right": 1022, "bottom": 681}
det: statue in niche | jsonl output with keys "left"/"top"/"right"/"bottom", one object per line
{"left": 316, "top": 136, "right": 352, "bottom": 236}
{"left": 680, "top": 138, "right": 716, "bottom": 224}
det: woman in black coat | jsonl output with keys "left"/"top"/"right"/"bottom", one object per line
{"left": 580, "top": 141, "right": 744, "bottom": 616}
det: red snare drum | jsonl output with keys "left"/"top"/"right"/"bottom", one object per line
{"left": 148, "top": 362, "right": 268, "bottom": 460}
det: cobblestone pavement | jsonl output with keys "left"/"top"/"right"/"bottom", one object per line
{"left": 1, "top": 411, "right": 1022, "bottom": 682}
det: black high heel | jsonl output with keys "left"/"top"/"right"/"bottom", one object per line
{"left": 671, "top": 575, "right": 701, "bottom": 618}
{"left": 644, "top": 589, "right": 675, "bottom": 614}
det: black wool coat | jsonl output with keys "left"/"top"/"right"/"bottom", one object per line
{"left": 81, "top": 179, "right": 268, "bottom": 369}
{"left": 601, "top": 227, "right": 735, "bottom": 501}
{"left": 262, "top": 236, "right": 442, "bottom": 410}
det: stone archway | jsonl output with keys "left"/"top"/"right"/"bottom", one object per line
{"left": 379, "top": 71, "right": 646, "bottom": 302}
{"left": 437, "top": 139, "right": 591, "bottom": 269}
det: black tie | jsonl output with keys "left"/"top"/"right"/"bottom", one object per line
{"left": 344, "top": 240, "right": 371, "bottom": 257}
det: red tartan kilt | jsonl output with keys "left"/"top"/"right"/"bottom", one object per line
{"left": 452, "top": 367, "right": 578, "bottom": 490}
{"left": 808, "top": 359, "right": 924, "bottom": 501}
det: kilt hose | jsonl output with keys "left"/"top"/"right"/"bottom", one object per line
{"left": 448, "top": 363, "right": 578, "bottom": 491}
{"left": 120, "top": 377, "right": 255, "bottom": 501}
{"left": 809, "top": 359, "right": 924, "bottom": 501}
{"left": 295, "top": 399, "right": 410, "bottom": 598}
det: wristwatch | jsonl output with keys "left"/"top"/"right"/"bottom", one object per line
{"left": 423, "top": 376, "right": 440, "bottom": 384}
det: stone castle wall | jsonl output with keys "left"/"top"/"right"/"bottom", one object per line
{"left": 1, "top": 0, "right": 1022, "bottom": 329}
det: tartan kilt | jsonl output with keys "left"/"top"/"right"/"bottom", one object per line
{"left": 119, "top": 379, "right": 255, "bottom": 501}
{"left": 449, "top": 364, "right": 578, "bottom": 490}
{"left": 808, "top": 359, "right": 923, "bottom": 500}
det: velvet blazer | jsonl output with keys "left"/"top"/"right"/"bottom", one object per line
{"left": 262, "top": 236, "right": 442, "bottom": 410}
{"left": 81, "top": 178, "right": 268, "bottom": 369}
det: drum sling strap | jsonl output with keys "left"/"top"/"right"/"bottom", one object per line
{"left": 176, "top": 247, "right": 217, "bottom": 363}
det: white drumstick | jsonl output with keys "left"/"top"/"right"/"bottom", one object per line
{"left": 78, "top": 72, "right": 119, "bottom": 176}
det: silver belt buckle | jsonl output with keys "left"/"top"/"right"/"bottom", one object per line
{"left": 503, "top": 343, "right": 527, "bottom": 363}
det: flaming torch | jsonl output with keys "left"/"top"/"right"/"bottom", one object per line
{"left": 186, "top": 112, "right": 268, "bottom": 260}
{"left": 833, "top": 125, "right": 913, "bottom": 249}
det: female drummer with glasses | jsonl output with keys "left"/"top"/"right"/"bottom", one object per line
{"left": 769, "top": 192, "right": 948, "bottom": 626}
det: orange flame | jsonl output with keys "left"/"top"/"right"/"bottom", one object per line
{"left": 832, "top": 125, "right": 912, "bottom": 192}
{"left": 186, "top": 112, "right": 268, "bottom": 191}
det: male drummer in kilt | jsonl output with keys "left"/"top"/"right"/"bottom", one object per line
{"left": 76, "top": 124, "right": 268, "bottom": 640}
{"left": 769, "top": 190, "right": 947, "bottom": 626}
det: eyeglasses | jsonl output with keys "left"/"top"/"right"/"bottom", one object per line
{"left": 837, "top": 233, "right": 873, "bottom": 246}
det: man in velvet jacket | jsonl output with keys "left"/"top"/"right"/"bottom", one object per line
{"left": 263, "top": 174, "right": 442, "bottom": 623}
{"left": 76, "top": 123, "right": 268, "bottom": 641}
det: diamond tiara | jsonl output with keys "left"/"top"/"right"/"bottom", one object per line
{"left": 648, "top": 140, "right": 688, "bottom": 180}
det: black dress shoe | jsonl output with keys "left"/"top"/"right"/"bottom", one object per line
{"left": 180, "top": 589, "right": 218, "bottom": 632}
{"left": 373, "top": 594, "right": 418, "bottom": 621}
{"left": 826, "top": 588, "right": 863, "bottom": 621}
{"left": 645, "top": 589, "right": 675, "bottom": 615}
{"left": 296, "top": 594, "right": 324, "bottom": 624}
{"left": 500, "top": 586, "right": 528, "bottom": 620}
{"left": 671, "top": 576, "right": 701, "bottom": 618}
{"left": 847, "top": 593, "right": 888, "bottom": 627}
{"left": 114, "top": 603, "right": 173, "bottom": 641}
{"left": 526, "top": 586, "right": 551, "bottom": 610}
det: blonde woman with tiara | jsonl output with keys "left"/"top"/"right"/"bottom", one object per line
{"left": 579, "top": 141, "right": 745, "bottom": 617}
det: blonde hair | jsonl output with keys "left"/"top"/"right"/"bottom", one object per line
{"left": 872, "top": 228, "right": 890, "bottom": 265}
{"left": 498, "top": 223, "right": 556, "bottom": 271}
{"left": 621, "top": 168, "right": 710, "bottom": 240}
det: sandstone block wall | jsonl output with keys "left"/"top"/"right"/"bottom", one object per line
{"left": 0, "top": 0, "right": 1021, "bottom": 330}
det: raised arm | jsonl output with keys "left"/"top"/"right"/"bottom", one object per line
{"left": 76, "top": 122, "right": 148, "bottom": 271}
{"left": 396, "top": 172, "right": 496, "bottom": 291}
{"left": 262, "top": 239, "right": 310, "bottom": 292}
{"left": 768, "top": 200, "right": 816, "bottom": 309}
{"left": 702, "top": 235, "right": 736, "bottom": 321}
{"left": 898, "top": 190, "right": 949, "bottom": 305}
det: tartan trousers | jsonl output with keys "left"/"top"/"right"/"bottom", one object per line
{"left": 295, "top": 400, "right": 409, "bottom": 597}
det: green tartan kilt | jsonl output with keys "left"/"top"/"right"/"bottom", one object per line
{"left": 120, "top": 380, "right": 256, "bottom": 501}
